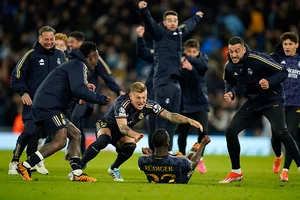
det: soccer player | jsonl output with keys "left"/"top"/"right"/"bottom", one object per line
{"left": 80, "top": 82, "right": 203, "bottom": 181}
{"left": 220, "top": 36, "right": 300, "bottom": 183}
{"left": 16, "top": 41, "right": 110, "bottom": 182}
{"left": 67, "top": 31, "right": 124, "bottom": 158}
{"left": 8, "top": 26, "right": 66, "bottom": 175}
{"left": 138, "top": 129, "right": 210, "bottom": 183}
{"left": 270, "top": 32, "right": 300, "bottom": 182}
{"left": 139, "top": 1, "right": 203, "bottom": 151}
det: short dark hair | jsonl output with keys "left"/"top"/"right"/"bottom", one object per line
{"left": 228, "top": 36, "right": 245, "bottom": 46}
{"left": 79, "top": 41, "right": 97, "bottom": 58}
{"left": 184, "top": 39, "right": 200, "bottom": 49}
{"left": 69, "top": 31, "right": 86, "bottom": 42}
{"left": 130, "top": 82, "right": 147, "bottom": 93}
{"left": 280, "top": 32, "right": 299, "bottom": 44}
{"left": 163, "top": 10, "right": 178, "bottom": 21}
{"left": 39, "top": 26, "right": 56, "bottom": 36}
{"left": 151, "top": 129, "right": 169, "bottom": 148}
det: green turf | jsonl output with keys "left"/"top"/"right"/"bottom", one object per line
{"left": 0, "top": 150, "right": 299, "bottom": 200}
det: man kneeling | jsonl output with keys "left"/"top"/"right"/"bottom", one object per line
{"left": 138, "top": 129, "right": 210, "bottom": 183}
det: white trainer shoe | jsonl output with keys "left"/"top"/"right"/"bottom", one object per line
{"left": 31, "top": 160, "right": 49, "bottom": 175}
{"left": 108, "top": 167, "right": 124, "bottom": 181}
{"left": 8, "top": 161, "right": 19, "bottom": 175}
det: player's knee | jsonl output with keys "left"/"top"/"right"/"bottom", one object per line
{"left": 274, "top": 128, "right": 288, "bottom": 139}
{"left": 93, "top": 134, "right": 111, "bottom": 150}
{"left": 71, "top": 129, "right": 81, "bottom": 141}
{"left": 119, "top": 143, "right": 136, "bottom": 157}
{"left": 225, "top": 127, "right": 237, "bottom": 138}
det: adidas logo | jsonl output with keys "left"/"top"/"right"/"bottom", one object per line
{"left": 173, "top": 32, "right": 178, "bottom": 35}
{"left": 281, "top": 60, "right": 286, "bottom": 64}
{"left": 39, "top": 59, "right": 45, "bottom": 66}
{"left": 234, "top": 72, "right": 238, "bottom": 75}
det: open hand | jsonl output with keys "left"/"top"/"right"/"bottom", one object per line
{"left": 188, "top": 119, "right": 203, "bottom": 132}
{"left": 135, "top": 133, "right": 144, "bottom": 143}
{"left": 142, "top": 147, "right": 152, "bottom": 155}
{"left": 21, "top": 93, "right": 32, "bottom": 105}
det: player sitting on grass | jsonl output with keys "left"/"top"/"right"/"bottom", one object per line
{"left": 138, "top": 129, "right": 211, "bottom": 183}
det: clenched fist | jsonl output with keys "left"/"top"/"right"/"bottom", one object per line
{"left": 139, "top": 1, "right": 147, "bottom": 9}
{"left": 224, "top": 92, "right": 233, "bottom": 102}
{"left": 136, "top": 26, "right": 145, "bottom": 37}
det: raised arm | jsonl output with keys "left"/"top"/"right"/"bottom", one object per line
{"left": 180, "top": 11, "right": 203, "bottom": 37}
{"left": 139, "top": 1, "right": 162, "bottom": 40}
{"left": 136, "top": 26, "right": 154, "bottom": 63}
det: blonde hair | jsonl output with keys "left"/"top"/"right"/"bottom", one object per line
{"left": 55, "top": 33, "right": 68, "bottom": 45}
{"left": 130, "top": 82, "right": 147, "bottom": 93}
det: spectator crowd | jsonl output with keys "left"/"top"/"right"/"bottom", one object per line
{"left": 0, "top": 0, "right": 299, "bottom": 136}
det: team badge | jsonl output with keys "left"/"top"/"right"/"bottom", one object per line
{"left": 139, "top": 112, "right": 144, "bottom": 119}
{"left": 165, "top": 98, "right": 170, "bottom": 104}
{"left": 119, "top": 107, "right": 126, "bottom": 117}
{"left": 247, "top": 68, "right": 253, "bottom": 75}
{"left": 153, "top": 104, "right": 162, "bottom": 114}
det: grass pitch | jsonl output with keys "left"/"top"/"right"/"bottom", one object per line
{"left": 0, "top": 150, "right": 299, "bottom": 200}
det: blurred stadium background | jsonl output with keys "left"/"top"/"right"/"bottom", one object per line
{"left": 0, "top": 0, "right": 299, "bottom": 155}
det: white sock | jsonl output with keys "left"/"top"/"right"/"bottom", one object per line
{"left": 35, "top": 151, "right": 44, "bottom": 161}
{"left": 283, "top": 168, "right": 289, "bottom": 172}
{"left": 298, "top": 167, "right": 300, "bottom": 172}
{"left": 73, "top": 169, "right": 83, "bottom": 176}
{"left": 200, "top": 157, "right": 203, "bottom": 161}
{"left": 23, "top": 161, "right": 32, "bottom": 168}
{"left": 232, "top": 169, "right": 242, "bottom": 174}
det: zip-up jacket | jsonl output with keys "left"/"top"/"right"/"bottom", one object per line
{"left": 181, "top": 53, "right": 210, "bottom": 113}
{"left": 270, "top": 44, "right": 300, "bottom": 106}
{"left": 136, "top": 36, "right": 209, "bottom": 113}
{"left": 31, "top": 50, "right": 108, "bottom": 122}
{"left": 140, "top": 7, "right": 201, "bottom": 89}
{"left": 224, "top": 44, "right": 288, "bottom": 111}
{"left": 10, "top": 41, "right": 66, "bottom": 120}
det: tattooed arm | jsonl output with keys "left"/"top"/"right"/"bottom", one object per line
{"left": 116, "top": 118, "right": 144, "bottom": 142}
{"left": 158, "top": 110, "right": 203, "bottom": 132}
